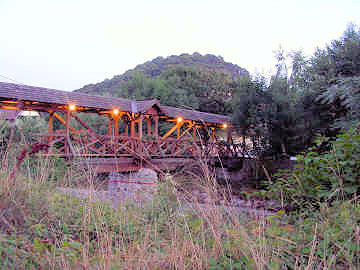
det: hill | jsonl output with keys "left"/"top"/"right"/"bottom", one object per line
{"left": 75, "top": 53, "right": 249, "bottom": 96}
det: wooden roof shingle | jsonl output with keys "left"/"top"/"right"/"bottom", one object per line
{"left": 0, "top": 82, "right": 158, "bottom": 113}
{"left": 0, "top": 82, "right": 230, "bottom": 125}
{"left": 161, "top": 106, "right": 229, "bottom": 125}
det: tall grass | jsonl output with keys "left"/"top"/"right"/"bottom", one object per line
{"left": 0, "top": 136, "right": 359, "bottom": 269}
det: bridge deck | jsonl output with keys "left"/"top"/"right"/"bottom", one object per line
{"left": 78, "top": 157, "right": 195, "bottom": 173}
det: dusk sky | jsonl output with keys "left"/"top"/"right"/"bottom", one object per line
{"left": 1, "top": 0, "right": 359, "bottom": 91}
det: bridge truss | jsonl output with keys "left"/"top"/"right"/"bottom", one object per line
{"left": 0, "top": 82, "right": 236, "bottom": 172}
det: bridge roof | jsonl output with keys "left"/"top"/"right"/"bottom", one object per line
{"left": 161, "top": 106, "right": 229, "bottom": 125}
{"left": 0, "top": 82, "right": 229, "bottom": 125}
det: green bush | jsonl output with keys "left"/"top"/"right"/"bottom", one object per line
{"left": 267, "top": 124, "right": 360, "bottom": 210}
{"left": 258, "top": 200, "right": 360, "bottom": 268}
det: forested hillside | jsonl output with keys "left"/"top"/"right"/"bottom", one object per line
{"left": 75, "top": 53, "right": 249, "bottom": 115}
{"left": 76, "top": 53, "right": 248, "bottom": 94}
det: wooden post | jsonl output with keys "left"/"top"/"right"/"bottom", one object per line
{"left": 177, "top": 125, "right": 180, "bottom": 138}
{"left": 65, "top": 109, "right": 71, "bottom": 156}
{"left": 109, "top": 117, "right": 113, "bottom": 136}
{"left": 154, "top": 116, "right": 159, "bottom": 138}
{"left": 114, "top": 117, "right": 119, "bottom": 137}
{"left": 66, "top": 109, "right": 71, "bottom": 137}
{"left": 210, "top": 128, "right": 215, "bottom": 142}
{"left": 227, "top": 128, "right": 232, "bottom": 144}
{"left": 125, "top": 124, "right": 129, "bottom": 136}
{"left": 48, "top": 112, "right": 54, "bottom": 143}
{"left": 138, "top": 118, "right": 143, "bottom": 139}
{"left": 130, "top": 120, "right": 135, "bottom": 138}
{"left": 48, "top": 112, "right": 53, "bottom": 134}
{"left": 147, "top": 118, "right": 152, "bottom": 137}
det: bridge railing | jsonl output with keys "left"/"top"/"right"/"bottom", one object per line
{"left": 32, "top": 132, "right": 224, "bottom": 158}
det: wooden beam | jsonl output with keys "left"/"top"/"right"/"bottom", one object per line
{"left": 130, "top": 120, "right": 135, "bottom": 138}
{"left": 99, "top": 110, "right": 125, "bottom": 116}
{"left": 125, "top": 124, "right": 129, "bottom": 136}
{"left": 154, "top": 116, "right": 159, "bottom": 138}
{"left": 212, "top": 129, "right": 215, "bottom": 141}
{"left": 48, "top": 112, "right": 54, "bottom": 143}
{"left": 167, "top": 119, "right": 192, "bottom": 124}
{"left": 108, "top": 117, "right": 112, "bottom": 136}
{"left": 162, "top": 121, "right": 184, "bottom": 140}
{"left": 226, "top": 127, "right": 232, "bottom": 144}
{"left": 65, "top": 109, "right": 71, "bottom": 156}
{"left": 176, "top": 124, "right": 193, "bottom": 141}
{"left": 114, "top": 117, "right": 119, "bottom": 137}
{"left": 53, "top": 112, "right": 77, "bottom": 133}
{"left": 1, "top": 100, "right": 18, "bottom": 104}
{"left": 138, "top": 118, "right": 143, "bottom": 139}
{"left": 147, "top": 118, "right": 152, "bottom": 137}
{"left": 71, "top": 112, "right": 97, "bottom": 137}
{"left": 0, "top": 105, "right": 18, "bottom": 110}
{"left": 48, "top": 112, "right": 53, "bottom": 134}
{"left": 66, "top": 109, "right": 71, "bottom": 137}
{"left": 66, "top": 136, "right": 76, "bottom": 157}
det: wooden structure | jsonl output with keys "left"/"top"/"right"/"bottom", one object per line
{"left": 0, "top": 82, "right": 233, "bottom": 172}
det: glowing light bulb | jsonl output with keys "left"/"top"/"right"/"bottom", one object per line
{"left": 113, "top": 108, "right": 120, "bottom": 115}
{"left": 223, "top": 123, "right": 228, "bottom": 129}
{"left": 69, "top": 104, "right": 76, "bottom": 111}
{"left": 177, "top": 117, "right": 183, "bottom": 123}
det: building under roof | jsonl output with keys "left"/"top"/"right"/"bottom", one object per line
{"left": 0, "top": 109, "right": 39, "bottom": 121}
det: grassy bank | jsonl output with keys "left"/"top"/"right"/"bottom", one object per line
{"left": 0, "top": 130, "right": 359, "bottom": 269}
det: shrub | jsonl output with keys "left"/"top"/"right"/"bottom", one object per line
{"left": 267, "top": 123, "right": 360, "bottom": 210}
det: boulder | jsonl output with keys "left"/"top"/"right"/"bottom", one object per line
{"left": 136, "top": 168, "right": 158, "bottom": 183}
{"left": 107, "top": 169, "right": 158, "bottom": 203}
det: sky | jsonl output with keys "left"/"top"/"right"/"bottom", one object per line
{"left": 0, "top": 0, "right": 359, "bottom": 91}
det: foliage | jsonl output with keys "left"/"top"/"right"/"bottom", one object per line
{"left": 267, "top": 125, "right": 360, "bottom": 210}
{"left": 231, "top": 24, "right": 360, "bottom": 158}
{"left": 231, "top": 76, "right": 269, "bottom": 135}
{"left": 75, "top": 113, "right": 114, "bottom": 135}
{"left": 231, "top": 59, "right": 315, "bottom": 157}
{"left": 76, "top": 52, "right": 248, "bottom": 97}
{"left": 261, "top": 202, "right": 360, "bottom": 268}
{"left": 316, "top": 76, "right": 360, "bottom": 128}
{"left": 75, "top": 53, "right": 248, "bottom": 119}
{"left": 0, "top": 117, "right": 47, "bottom": 162}
{"left": 311, "top": 23, "right": 360, "bottom": 129}
{"left": 0, "top": 116, "right": 47, "bottom": 145}
{"left": 115, "top": 66, "right": 238, "bottom": 116}
{"left": 1, "top": 157, "right": 360, "bottom": 269}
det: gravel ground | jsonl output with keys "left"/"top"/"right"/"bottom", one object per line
{"left": 56, "top": 187, "right": 274, "bottom": 217}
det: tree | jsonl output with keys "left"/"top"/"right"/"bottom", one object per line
{"left": 231, "top": 76, "right": 269, "bottom": 136}
{"left": 117, "top": 66, "right": 237, "bottom": 114}
{"left": 313, "top": 24, "right": 360, "bottom": 129}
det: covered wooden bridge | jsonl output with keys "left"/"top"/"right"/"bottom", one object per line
{"left": 0, "top": 82, "right": 234, "bottom": 172}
